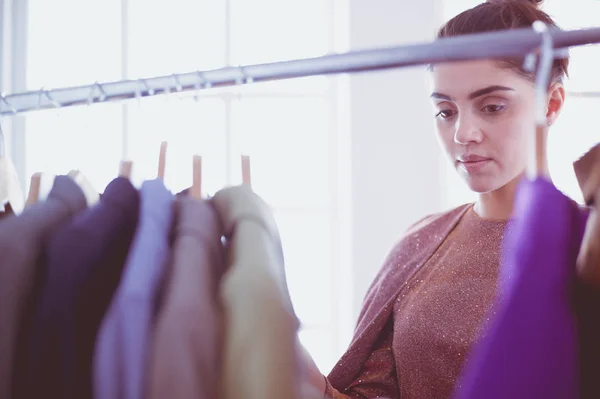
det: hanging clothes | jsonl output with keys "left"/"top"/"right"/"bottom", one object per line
{"left": 68, "top": 170, "right": 101, "bottom": 207}
{"left": 0, "top": 175, "right": 87, "bottom": 399}
{"left": 0, "top": 201, "right": 14, "bottom": 220}
{"left": 94, "top": 179, "right": 173, "bottom": 399}
{"left": 147, "top": 196, "right": 225, "bottom": 399}
{"left": 452, "top": 178, "right": 587, "bottom": 399}
{"left": 211, "top": 184, "right": 302, "bottom": 399}
{"left": 14, "top": 177, "right": 140, "bottom": 399}
{"left": 0, "top": 155, "right": 24, "bottom": 214}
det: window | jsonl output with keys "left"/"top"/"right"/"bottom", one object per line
{"left": 229, "top": 0, "right": 329, "bottom": 66}
{"left": 27, "top": 0, "right": 122, "bottom": 89}
{"left": 544, "top": 0, "right": 600, "bottom": 204}
{"left": 22, "top": 0, "right": 342, "bottom": 373}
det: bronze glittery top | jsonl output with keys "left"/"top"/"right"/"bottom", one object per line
{"left": 326, "top": 204, "right": 508, "bottom": 399}
{"left": 393, "top": 205, "right": 507, "bottom": 398}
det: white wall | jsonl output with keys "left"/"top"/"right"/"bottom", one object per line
{"left": 344, "top": 0, "right": 448, "bottom": 326}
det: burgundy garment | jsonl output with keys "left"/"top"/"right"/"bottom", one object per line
{"left": 453, "top": 178, "right": 587, "bottom": 399}
{"left": 571, "top": 202, "right": 596, "bottom": 399}
{"left": 575, "top": 278, "right": 600, "bottom": 399}
{"left": 0, "top": 202, "right": 14, "bottom": 220}
{"left": 15, "top": 177, "right": 140, "bottom": 399}
{"left": 0, "top": 175, "right": 87, "bottom": 399}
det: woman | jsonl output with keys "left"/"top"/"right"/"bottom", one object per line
{"left": 305, "top": 1, "right": 575, "bottom": 398}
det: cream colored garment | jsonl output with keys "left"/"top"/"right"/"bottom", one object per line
{"left": 211, "top": 185, "right": 302, "bottom": 399}
{"left": 0, "top": 156, "right": 24, "bottom": 214}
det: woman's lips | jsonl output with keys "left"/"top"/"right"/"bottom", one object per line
{"left": 457, "top": 158, "right": 492, "bottom": 173}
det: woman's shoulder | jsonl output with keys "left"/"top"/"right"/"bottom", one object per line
{"left": 379, "top": 203, "right": 474, "bottom": 269}
{"left": 355, "top": 203, "right": 474, "bottom": 326}
{"left": 403, "top": 203, "right": 473, "bottom": 237}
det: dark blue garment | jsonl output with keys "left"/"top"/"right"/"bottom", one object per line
{"left": 453, "top": 178, "right": 587, "bottom": 399}
{"left": 17, "top": 177, "right": 140, "bottom": 399}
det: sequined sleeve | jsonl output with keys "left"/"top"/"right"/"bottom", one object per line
{"left": 324, "top": 320, "right": 397, "bottom": 398}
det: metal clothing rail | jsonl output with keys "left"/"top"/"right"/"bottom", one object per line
{"left": 567, "top": 91, "right": 600, "bottom": 98}
{"left": 1, "top": 25, "right": 600, "bottom": 116}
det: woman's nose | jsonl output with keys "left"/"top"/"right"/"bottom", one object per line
{"left": 454, "top": 114, "right": 484, "bottom": 145}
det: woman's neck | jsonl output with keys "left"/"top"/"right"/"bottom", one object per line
{"left": 474, "top": 176, "right": 522, "bottom": 221}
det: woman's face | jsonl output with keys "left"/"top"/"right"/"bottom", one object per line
{"left": 430, "top": 60, "right": 537, "bottom": 194}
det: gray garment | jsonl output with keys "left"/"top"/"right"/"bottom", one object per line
{"left": 0, "top": 175, "right": 86, "bottom": 399}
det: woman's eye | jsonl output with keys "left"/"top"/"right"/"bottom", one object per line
{"left": 481, "top": 104, "right": 506, "bottom": 113}
{"left": 435, "top": 109, "right": 456, "bottom": 119}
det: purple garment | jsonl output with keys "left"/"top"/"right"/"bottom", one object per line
{"left": 453, "top": 178, "right": 587, "bottom": 399}
{"left": 94, "top": 179, "right": 174, "bottom": 399}
{"left": 15, "top": 177, "right": 139, "bottom": 399}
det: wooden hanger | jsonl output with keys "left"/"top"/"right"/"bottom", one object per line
{"left": 241, "top": 154, "right": 251, "bottom": 187}
{"left": 25, "top": 172, "right": 42, "bottom": 207}
{"left": 158, "top": 141, "right": 167, "bottom": 180}
{"left": 119, "top": 160, "right": 133, "bottom": 180}
{"left": 190, "top": 155, "right": 202, "bottom": 199}
{"left": 67, "top": 169, "right": 79, "bottom": 180}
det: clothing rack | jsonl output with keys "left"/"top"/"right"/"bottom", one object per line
{"left": 567, "top": 91, "right": 600, "bottom": 98}
{"left": 1, "top": 26, "right": 600, "bottom": 116}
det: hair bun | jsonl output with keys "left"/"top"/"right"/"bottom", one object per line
{"left": 487, "top": 0, "right": 544, "bottom": 7}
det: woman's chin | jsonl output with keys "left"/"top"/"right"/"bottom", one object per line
{"left": 462, "top": 175, "right": 502, "bottom": 194}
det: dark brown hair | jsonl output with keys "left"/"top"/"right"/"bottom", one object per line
{"left": 437, "top": 0, "right": 569, "bottom": 83}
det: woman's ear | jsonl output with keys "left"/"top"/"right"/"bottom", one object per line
{"left": 546, "top": 82, "right": 566, "bottom": 126}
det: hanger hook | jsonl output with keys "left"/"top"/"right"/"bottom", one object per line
{"left": 244, "top": 68, "right": 254, "bottom": 85}
{"left": 236, "top": 66, "right": 253, "bottom": 85}
{"left": 36, "top": 87, "right": 60, "bottom": 113}
{"left": 523, "top": 21, "right": 554, "bottom": 179}
{"left": 135, "top": 79, "right": 142, "bottom": 106}
{"left": 171, "top": 73, "right": 183, "bottom": 100}
{"left": 194, "top": 71, "right": 202, "bottom": 101}
{"left": 164, "top": 83, "right": 171, "bottom": 99}
{"left": 532, "top": 21, "right": 554, "bottom": 125}
{"left": 193, "top": 71, "right": 213, "bottom": 101}
{"left": 94, "top": 82, "right": 107, "bottom": 103}
{"left": 140, "top": 78, "right": 154, "bottom": 96}
{"left": 0, "top": 123, "right": 4, "bottom": 157}
{"left": 0, "top": 92, "right": 17, "bottom": 115}
{"left": 44, "top": 89, "right": 60, "bottom": 108}
{"left": 235, "top": 66, "right": 248, "bottom": 102}
{"left": 172, "top": 74, "right": 183, "bottom": 93}
{"left": 37, "top": 87, "right": 45, "bottom": 109}
{"left": 87, "top": 82, "right": 106, "bottom": 105}
{"left": 87, "top": 85, "right": 94, "bottom": 105}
